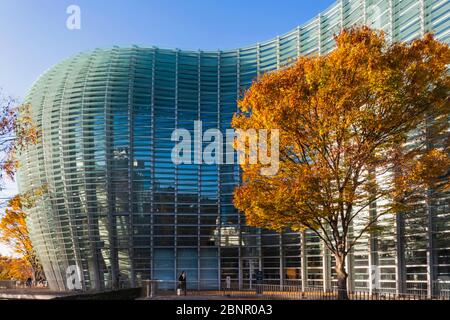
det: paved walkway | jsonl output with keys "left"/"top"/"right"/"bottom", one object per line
{"left": 0, "top": 288, "right": 72, "bottom": 300}
{"left": 140, "top": 295, "right": 262, "bottom": 300}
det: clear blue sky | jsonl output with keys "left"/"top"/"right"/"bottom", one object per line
{"left": 0, "top": 0, "right": 335, "bottom": 98}
{"left": 0, "top": 0, "right": 335, "bottom": 256}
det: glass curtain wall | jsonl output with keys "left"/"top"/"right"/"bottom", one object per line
{"left": 18, "top": 0, "right": 449, "bottom": 294}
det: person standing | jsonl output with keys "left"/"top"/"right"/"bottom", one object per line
{"left": 178, "top": 271, "right": 187, "bottom": 296}
{"left": 116, "top": 273, "right": 122, "bottom": 290}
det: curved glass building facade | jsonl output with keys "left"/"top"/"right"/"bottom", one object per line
{"left": 18, "top": 0, "right": 450, "bottom": 294}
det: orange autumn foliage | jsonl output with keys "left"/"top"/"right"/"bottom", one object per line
{"left": 232, "top": 26, "right": 450, "bottom": 298}
{"left": 0, "top": 95, "right": 39, "bottom": 183}
{"left": 0, "top": 90, "right": 41, "bottom": 281}
{"left": 0, "top": 255, "right": 32, "bottom": 281}
{"left": 0, "top": 188, "right": 46, "bottom": 281}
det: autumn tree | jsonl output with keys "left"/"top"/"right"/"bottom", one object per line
{"left": 0, "top": 255, "right": 33, "bottom": 281}
{"left": 0, "top": 188, "right": 46, "bottom": 282}
{"left": 1, "top": 89, "right": 38, "bottom": 192}
{"left": 232, "top": 26, "right": 450, "bottom": 299}
{"left": 0, "top": 89, "right": 41, "bottom": 282}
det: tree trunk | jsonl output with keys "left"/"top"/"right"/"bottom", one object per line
{"left": 28, "top": 252, "right": 45, "bottom": 283}
{"left": 335, "top": 253, "right": 349, "bottom": 300}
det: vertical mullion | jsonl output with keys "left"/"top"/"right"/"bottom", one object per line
{"left": 105, "top": 48, "right": 117, "bottom": 289}
{"left": 216, "top": 51, "right": 221, "bottom": 291}
{"left": 256, "top": 43, "right": 263, "bottom": 279}
{"left": 128, "top": 48, "right": 137, "bottom": 287}
{"left": 318, "top": 14, "right": 323, "bottom": 56}
{"left": 81, "top": 50, "right": 100, "bottom": 290}
{"left": 150, "top": 48, "right": 156, "bottom": 281}
{"left": 236, "top": 48, "right": 242, "bottom": 290}
{"left": 197, "top": 51, "right": 203, "bottom": 290}
{"left": 174, "top": 50, "right": 179, "bottom": 289}
{"left": 301, "top": 231, "right": 308, "bottom": 291}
